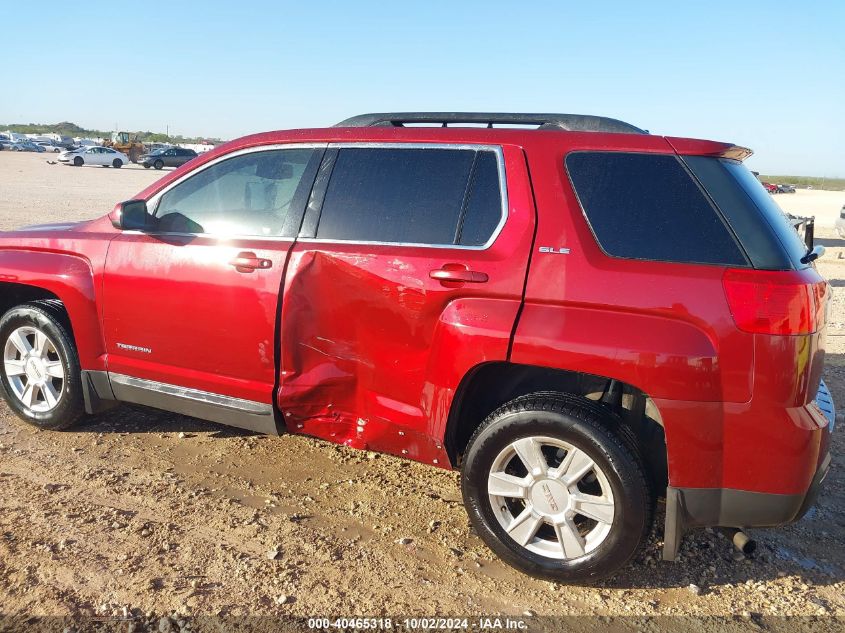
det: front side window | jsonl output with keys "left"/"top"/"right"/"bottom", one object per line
{"left": 566, "top": 152, "right": 747, "bottom": 266}
{"left": 315, "top": 147, "right": 504, "bottom": 246}
{"left": 154, "top": 148, "right": 317, "bottom": 236}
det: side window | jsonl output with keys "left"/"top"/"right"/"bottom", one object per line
{"left": 315, "top": 147, "right": 503, "bottom": 246}
{"left": 458, "top": 151, "right": 503, "bottom": 246}
{"left": 154, "top": 149, "right": 318, "bottom": 236}
{"left": 565, "top": 152, "right": 746, "bottom": 266}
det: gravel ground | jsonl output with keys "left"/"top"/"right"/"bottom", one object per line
{"left": 0, "top": 151, "right": 843, "bottom": 631}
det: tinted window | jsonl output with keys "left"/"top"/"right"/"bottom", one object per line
{"left": 566, "top": 152, "right": 746, "bottom": 266}
{"left": 684, "top": 156, "right": 809, "bottom": 270}
{"left": 458, "top": 151, "right": 503, "bottom": 246}
{"left": 316, "top": 148, "right": 499, "bottom": 245}
{"left": 154, "top": 149, "right": 317, "bottom": 236}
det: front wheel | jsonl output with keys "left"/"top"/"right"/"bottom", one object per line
{"left": 154, "top": 159, "right": 164, "bottom": 170}
{"left": 0, "top": 303, "right": 85, "bottom": 430}
{"left": 73, "top": 156, "right": 83, "bottom": 167}
{"left": 461, "top": 393, "right": 652, "bottom": 583}
{"left": 112, "top": 158, "right": 123, "bottom": 168}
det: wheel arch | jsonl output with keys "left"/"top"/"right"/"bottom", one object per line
{"left": 0, "top": 251, "right": 106, "bottom": 371}
{"left": 444, "top": 361, "right": 667, "bottom": 494}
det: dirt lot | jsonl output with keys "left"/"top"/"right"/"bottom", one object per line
{"left": 0, "top": 151, "right": 844, "bottom": 629}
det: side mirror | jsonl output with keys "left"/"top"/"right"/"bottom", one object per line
{"left": 109, "top": 199, "right": 151, "bottom": 230}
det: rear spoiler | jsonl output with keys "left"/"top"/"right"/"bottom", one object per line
{"left": 720, "top": 146, "right": 753, "bottom": 161}
{"left": 666, "top": 137, "right": 753, "bottom": 161}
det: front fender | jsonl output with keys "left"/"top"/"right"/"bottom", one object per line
{"left": 0, "top": 251, "right": 105, "bottom": 370}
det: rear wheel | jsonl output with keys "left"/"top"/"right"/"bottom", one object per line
{"left": 0, "top": 303, "right": 84, "bottom": 430}
{"left": 461, "top": 393, "right": 652, "bottom": 583}
{"left": 112, "top": 158, "right": 123, "bottom": 168}
{"left": 154, "top": 159, "right": 164, "bottom": 170}
{"left": 73, "top": 156, "right": 83, "bottom": 167}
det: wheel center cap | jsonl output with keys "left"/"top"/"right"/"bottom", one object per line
{"left": 25, "top": 357, "right": 45, "bottom": 383}
{"left": 530, "top": 479, "right": 568, "bottom": 516}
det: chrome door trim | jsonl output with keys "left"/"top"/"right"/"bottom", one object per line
{"left": 108, "top": 373, "right": 277, "bottom": 435}
{"left": 118, "top": 231, "right": 297, "bottom": 243}
{"left": 109, "top": 373, "right": 272, "bottom": 415}
{"left": 298, "top": 142, "right": 508, "bottom": 251}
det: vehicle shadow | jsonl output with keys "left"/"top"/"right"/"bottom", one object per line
{"left": 601, "top": 506, "right": 843, "bottom": 591}
{"left": 816, "top": 236, "right": 844, "bottom": 248}
{"left": 76, "top": 403, "right": 258, "bottom": 438}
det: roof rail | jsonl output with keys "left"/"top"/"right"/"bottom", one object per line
{"left": 335, "top": 112, "right": 647, "bottom": 135}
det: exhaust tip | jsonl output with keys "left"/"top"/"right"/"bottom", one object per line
{"left": 735, "top": 532, "right": 757, "bottom": 556}
{"left": 720, "top": 527, "right": 757, "bottom": 556}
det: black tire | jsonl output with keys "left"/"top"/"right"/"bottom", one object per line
{"left": 154, "top": 159, "right": 164, "bottom": 170}
{"left": 112, "top": 158, "right": 123, "bottom": 168}
{"left": 73, "top": 156, "right": 83, "bottom": 167}
{"left": 0, "top": 302, "right": 85, "bottom": 430}
{"left": 143, "top": 164, "right": 150, "bottom": 169}
{"left": 461, "top": 392, "right": 652, "bottom": 583}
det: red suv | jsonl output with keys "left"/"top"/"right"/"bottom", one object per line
{"left": 0, "top": 113, "right": 833, "bottom": 583}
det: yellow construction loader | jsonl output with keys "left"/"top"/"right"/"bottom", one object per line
{"left": 103, "top": 132, "right": 145, "bottom": 163}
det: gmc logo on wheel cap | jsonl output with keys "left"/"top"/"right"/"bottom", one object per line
{"left": 541, "top": 483, "right": 560, "bottom": 513}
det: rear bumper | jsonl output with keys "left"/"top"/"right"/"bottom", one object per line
{"left": 663, "top": 380, "right": 834, "bottom": 560}
{"left": 670, "top": 449, "right": 831, "bottom": 526}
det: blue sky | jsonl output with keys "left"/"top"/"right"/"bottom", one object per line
{"left": 2, "top": 1, "right": 843, "bottom": 176}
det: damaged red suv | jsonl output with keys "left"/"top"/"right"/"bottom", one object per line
{"left": 0, "top": 112, "right": 834, "bottom": 582}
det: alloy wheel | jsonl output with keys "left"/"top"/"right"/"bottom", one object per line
{"left": 487, "top": 436, "right": 615, "bottom": 560}
{"left": 3, "top": 326, "right": 65, "bottom": 412}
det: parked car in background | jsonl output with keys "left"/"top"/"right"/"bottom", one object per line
{"left": 139, "top": 147, "right": 198, "bottom": 170}
{"left": 57, "top": 146, "right": 129, "bottom": 168}
{"left": 777, "top": 184, "right": 796, "bottom": 193}
{"left": 836, "top": 204, "right": 845, "bottom": 238}
{"left": 761, "top": 182, "right": 778, "bottom": 194}
{"left": 36, "top": 142, "right": 62, "bottom": 153}
{"left": 10, "top": 141, "right": 46, "bottom": 153}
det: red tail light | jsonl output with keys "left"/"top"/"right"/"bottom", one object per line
{"left": 723, "top": 269, "right": 826, "bottom": 335}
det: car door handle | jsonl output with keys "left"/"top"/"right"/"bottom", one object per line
{"left": 229, "top": 252, "right": 273, "bottom": 273}
{"left": 430, "top": 265, "right": 489, "bottom": 284}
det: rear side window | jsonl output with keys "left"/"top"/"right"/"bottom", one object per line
{"left": 566, "top": 152, "right": 747, "bottom": 266}
{"left": 683, "top": 156, "right": 809, "bottom": 270}
{"left": 458, "top": 151, "right": 503, "bottom": 246}
{"left": 316, "top": 147, "right": 503, "bottom": 246}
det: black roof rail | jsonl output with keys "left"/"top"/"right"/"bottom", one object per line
{"left": 335, "top": 112, "right": 647, "bottom": 135}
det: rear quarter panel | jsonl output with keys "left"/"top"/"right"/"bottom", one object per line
{"left": 511, "top": 135, "right": 756, "bottom": 489}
